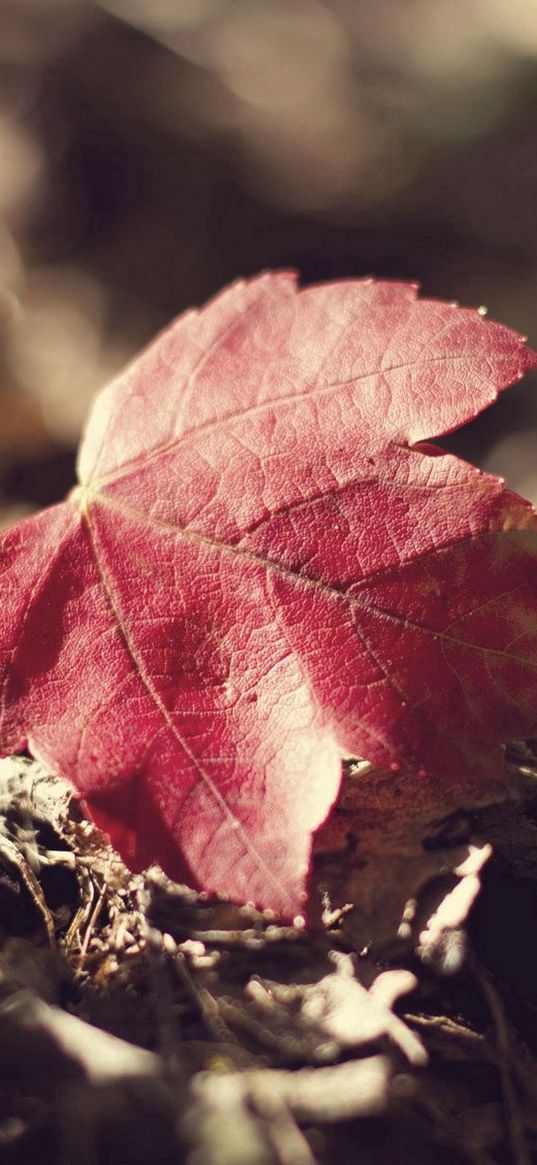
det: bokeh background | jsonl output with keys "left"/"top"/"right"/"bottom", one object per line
{"left": 1, "top": 0, "right": 537, "bottom": 531}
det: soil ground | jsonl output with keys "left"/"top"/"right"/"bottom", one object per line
{"left": 1, "top": 750, "right": 537, "bottom": 1165}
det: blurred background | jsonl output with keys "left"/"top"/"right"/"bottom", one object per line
{"left": 1, "top": 0, "right": 537, "bottom": 530}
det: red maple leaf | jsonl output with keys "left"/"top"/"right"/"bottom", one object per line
{"left": 1, "top": 274, "right": 537, "bottom": 916}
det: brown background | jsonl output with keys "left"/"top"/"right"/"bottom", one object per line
{"left": 1, "top": 0, "right": 537, "bottom": 529}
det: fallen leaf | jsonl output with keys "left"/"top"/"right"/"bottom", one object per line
{"left": 1, "top": 273, "right": 537, "bottom": 915}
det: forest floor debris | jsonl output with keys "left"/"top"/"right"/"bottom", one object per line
{"left": 1, "top": 751, "right": 537, "bottom": 1164}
